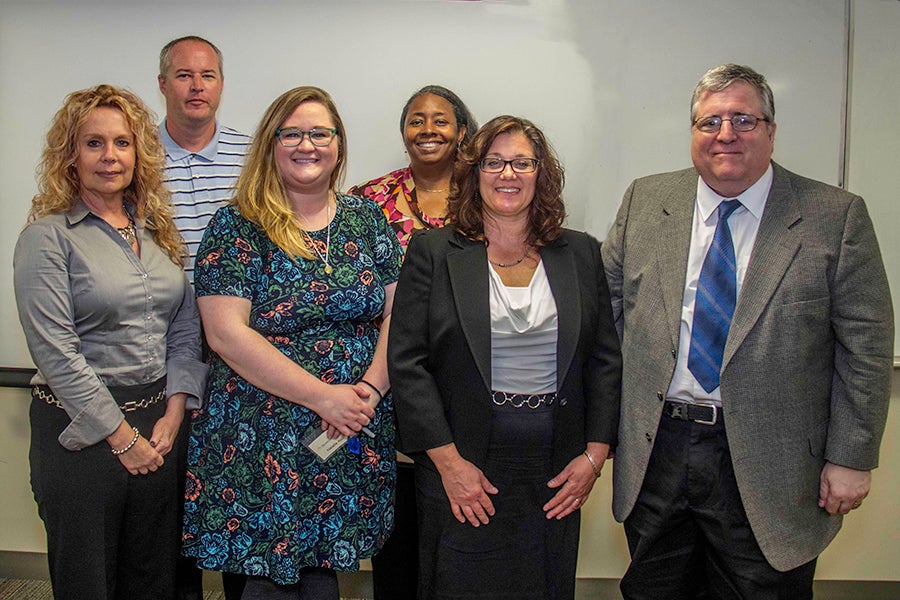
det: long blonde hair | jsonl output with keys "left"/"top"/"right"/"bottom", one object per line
{"left": 234, "top": 86, "right": 347, "bottom": 259}
{"left": 29, "top": 84, "right": 186, "bottom": 266}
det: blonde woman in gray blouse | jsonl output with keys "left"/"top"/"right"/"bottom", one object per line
{"left": 13, "top": 85, "right": 206, "bottom": 600}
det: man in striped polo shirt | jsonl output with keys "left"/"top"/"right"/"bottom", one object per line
{"left": 158, "top": 36, "right": 250, "bottom": 600}
{"left": 158, "top": 35, "right": 251, "bottom": 284}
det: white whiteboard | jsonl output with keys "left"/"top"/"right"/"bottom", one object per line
{"left": 0, "top": 0, "right": 849, "bottom": 368}
{"left": 847, "top": 1, "right": 900, "bottom": 358}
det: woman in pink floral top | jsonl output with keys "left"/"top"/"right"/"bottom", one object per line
{"left": 347, "top": 85, "right": 476, "bottom": 600}
{"left": 348, "top": 85, "right": 477, "bottom": 249}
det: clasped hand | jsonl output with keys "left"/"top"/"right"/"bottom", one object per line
{"left": 319, "top": 383, "right": 377, "bottom": 438}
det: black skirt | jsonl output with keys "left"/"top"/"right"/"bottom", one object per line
{"left": 416, "top": 400, "right": 581, "bottom": 600}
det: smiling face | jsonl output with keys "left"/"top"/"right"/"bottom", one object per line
{"left": 403, "top": 93, "right": 465, "bottom": 170}
{"left": 690, "top": 80, "right": 776, "bottom": 198}
{"left": 74, "top": 106, "right": 135, "bottom": 206}
{"left": 158, "top": 39, "right": 223, "bottom": 130}
{"left": 478, "top": 131, "right": 538, "bottom": 223}
{"left": 274, "top": 101, "right": 339, "bottom": 197}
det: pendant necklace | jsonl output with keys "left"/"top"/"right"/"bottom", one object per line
{"left": 116, "top": 218, "right": 137, "bottom": 246}
{"left": 489, "top": 246, "right": 531, "bottom": 268}
{"left": 304, "top": 199, "right": 333, "bottom": 274}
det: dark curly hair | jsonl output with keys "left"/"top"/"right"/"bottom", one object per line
{"left": 447, "top": 115, "right": 565, "bottom": 246}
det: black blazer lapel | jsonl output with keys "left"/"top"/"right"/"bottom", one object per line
{"left": 446, "top": 234, "right": 492, "bottom": 392}
{"left": 542, "top": 237, "right": 580, "bottom": 391}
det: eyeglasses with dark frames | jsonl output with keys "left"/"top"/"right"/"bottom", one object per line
{"left": 274, "top": 127, "right": 338, "bottom": 147}
{"left": 479, "top": 157, "right": 540, "bottom": 173}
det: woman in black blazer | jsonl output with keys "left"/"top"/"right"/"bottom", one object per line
{"left": 388, "top": 115, "right": 622, "bottom": 600}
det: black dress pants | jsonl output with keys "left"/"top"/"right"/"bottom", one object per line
{"left": 30, "top": 379, "right": 180, "bottom": 600}
{"left": 371, "top": 460, "right": 418, "bottom": 600}
{"left": 620, "top": 411, "right": 817, "bottom": 600}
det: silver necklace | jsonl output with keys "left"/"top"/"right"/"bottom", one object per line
{"left": 304, "top": 200, "right": 333, "bottom": 274}
{"left": 488, "top": 246, "right": 530, "bottom": 268}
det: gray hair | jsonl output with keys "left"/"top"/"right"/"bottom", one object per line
{"left": 159, "top": 36, "right": 224, "bottom": 79}
{"left": 690, "top": 64, "right": 774, "bottom": 123}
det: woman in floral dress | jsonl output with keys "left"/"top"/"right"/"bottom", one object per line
{"left": 182, "top": 86, "right": 401, "bottom": 600}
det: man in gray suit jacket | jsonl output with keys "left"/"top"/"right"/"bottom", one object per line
{"left": 602, "top": 64, "right": 893, "bottom": 599}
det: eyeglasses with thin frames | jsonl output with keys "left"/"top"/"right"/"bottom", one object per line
{"left": 693, "top": 114, "right": 770, "bottom": 133}
{"left": 274, "top": 127, "right": 338, "bottom": 147}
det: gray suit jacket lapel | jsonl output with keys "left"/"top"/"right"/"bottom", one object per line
{"left": 657, "top": 171, "right": 697, "bottom": 349}
{"left": 724, "top": 163, "right": 802, "bottom": 367}
{"left": 447, "top": 234, "right": 492, "bottom": 392}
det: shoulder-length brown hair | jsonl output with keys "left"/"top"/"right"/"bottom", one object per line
{"left": 448, "top": 115, "right": 565, "bottom": 246}
{"left": 234, "top": 86, "right": 347, "bottom": 260}
{"left": 28, "top": 84, "right": 185, "bottom": 266}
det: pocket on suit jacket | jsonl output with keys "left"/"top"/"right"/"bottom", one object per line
{"left": 779, "top": 296, "right": 830, "bottom": 316}
{"left": 807, "top": 418, "right": 829, "bottom": 457}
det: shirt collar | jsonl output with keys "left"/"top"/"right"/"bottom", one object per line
{"left": 66, "top": 198, "right": 91, "bottom": 225}
{"left": 65, "top": 197, "right": 143, "bottom": 228}
{"left": 696, "top": 163, "right": 773, "bottom": 223}
{"left": 159, "top": 118, "right": 220, "bottom": 161}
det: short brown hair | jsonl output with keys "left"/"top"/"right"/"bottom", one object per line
{"left": 159, "top": 36, "right": 224, "bottom": 78}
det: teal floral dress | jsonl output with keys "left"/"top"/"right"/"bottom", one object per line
{"left": 182, "top": 195, "right": 402, "bottom": 584}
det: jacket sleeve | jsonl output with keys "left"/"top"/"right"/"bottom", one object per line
{"left": 824, "top": 195, "right": 893, "bottom": 470}
{"left": 387, "top": 233, "right": 455, "bottom": 454}
{"left": 585, "top": 234, "right": 623, "bottom": 445}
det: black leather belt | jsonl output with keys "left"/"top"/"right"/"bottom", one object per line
{"left": 663, "top": 400, "right": 718, "bottom": 425}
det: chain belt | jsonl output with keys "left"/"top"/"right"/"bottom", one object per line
{"left": 32, "top": 386, "right": 166, "bottom": 413}
{"left": 491, "top": 390, "right": 557, "bottom": 409}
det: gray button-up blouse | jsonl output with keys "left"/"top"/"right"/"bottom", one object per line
{"left": 13, "top": 200, "right": 207, "bottom": 450}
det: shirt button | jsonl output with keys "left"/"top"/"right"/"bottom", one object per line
{"left": 142, "top": 273, "right": 148, "bottom": 279}
{"left": 645, "top": 432, "right": 653, "bottom": 443}
{"left": 657, "top": 391, "right": 664, "bottom": 401}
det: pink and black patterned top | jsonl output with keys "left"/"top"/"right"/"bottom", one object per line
{"left": 348, "top": 166, "right": 445, "bottom": 249}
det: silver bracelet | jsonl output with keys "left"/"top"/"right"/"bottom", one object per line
{"left": 583, "top": 450, "right": 602, "bottom": 478}
{"left": 111, "top": 427, "right": 140, "bottom": 456}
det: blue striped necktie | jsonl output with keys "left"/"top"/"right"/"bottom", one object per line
{"left": 688, "top": 199, "right": 741, "bottom": 393}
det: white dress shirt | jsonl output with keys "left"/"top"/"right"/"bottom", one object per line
{"left": 666, "top": 164, "right": 774, "bottom": 406}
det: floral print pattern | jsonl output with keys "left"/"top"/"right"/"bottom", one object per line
{"left": 182, "top": 196, "right": 402, "bottom": 584}
{"left": 348, "top": 166, "right": 445, "bottom": 249}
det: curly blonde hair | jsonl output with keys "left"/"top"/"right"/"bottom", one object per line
{"left": 234, "top": 86, "right": 347, "bottom": 260}
{"left": 29, "top": 84, "right": 186, "bottom": 266}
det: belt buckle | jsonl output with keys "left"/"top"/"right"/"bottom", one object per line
{"left": 694, "top": 403, "right": 717, "bottom": 425}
